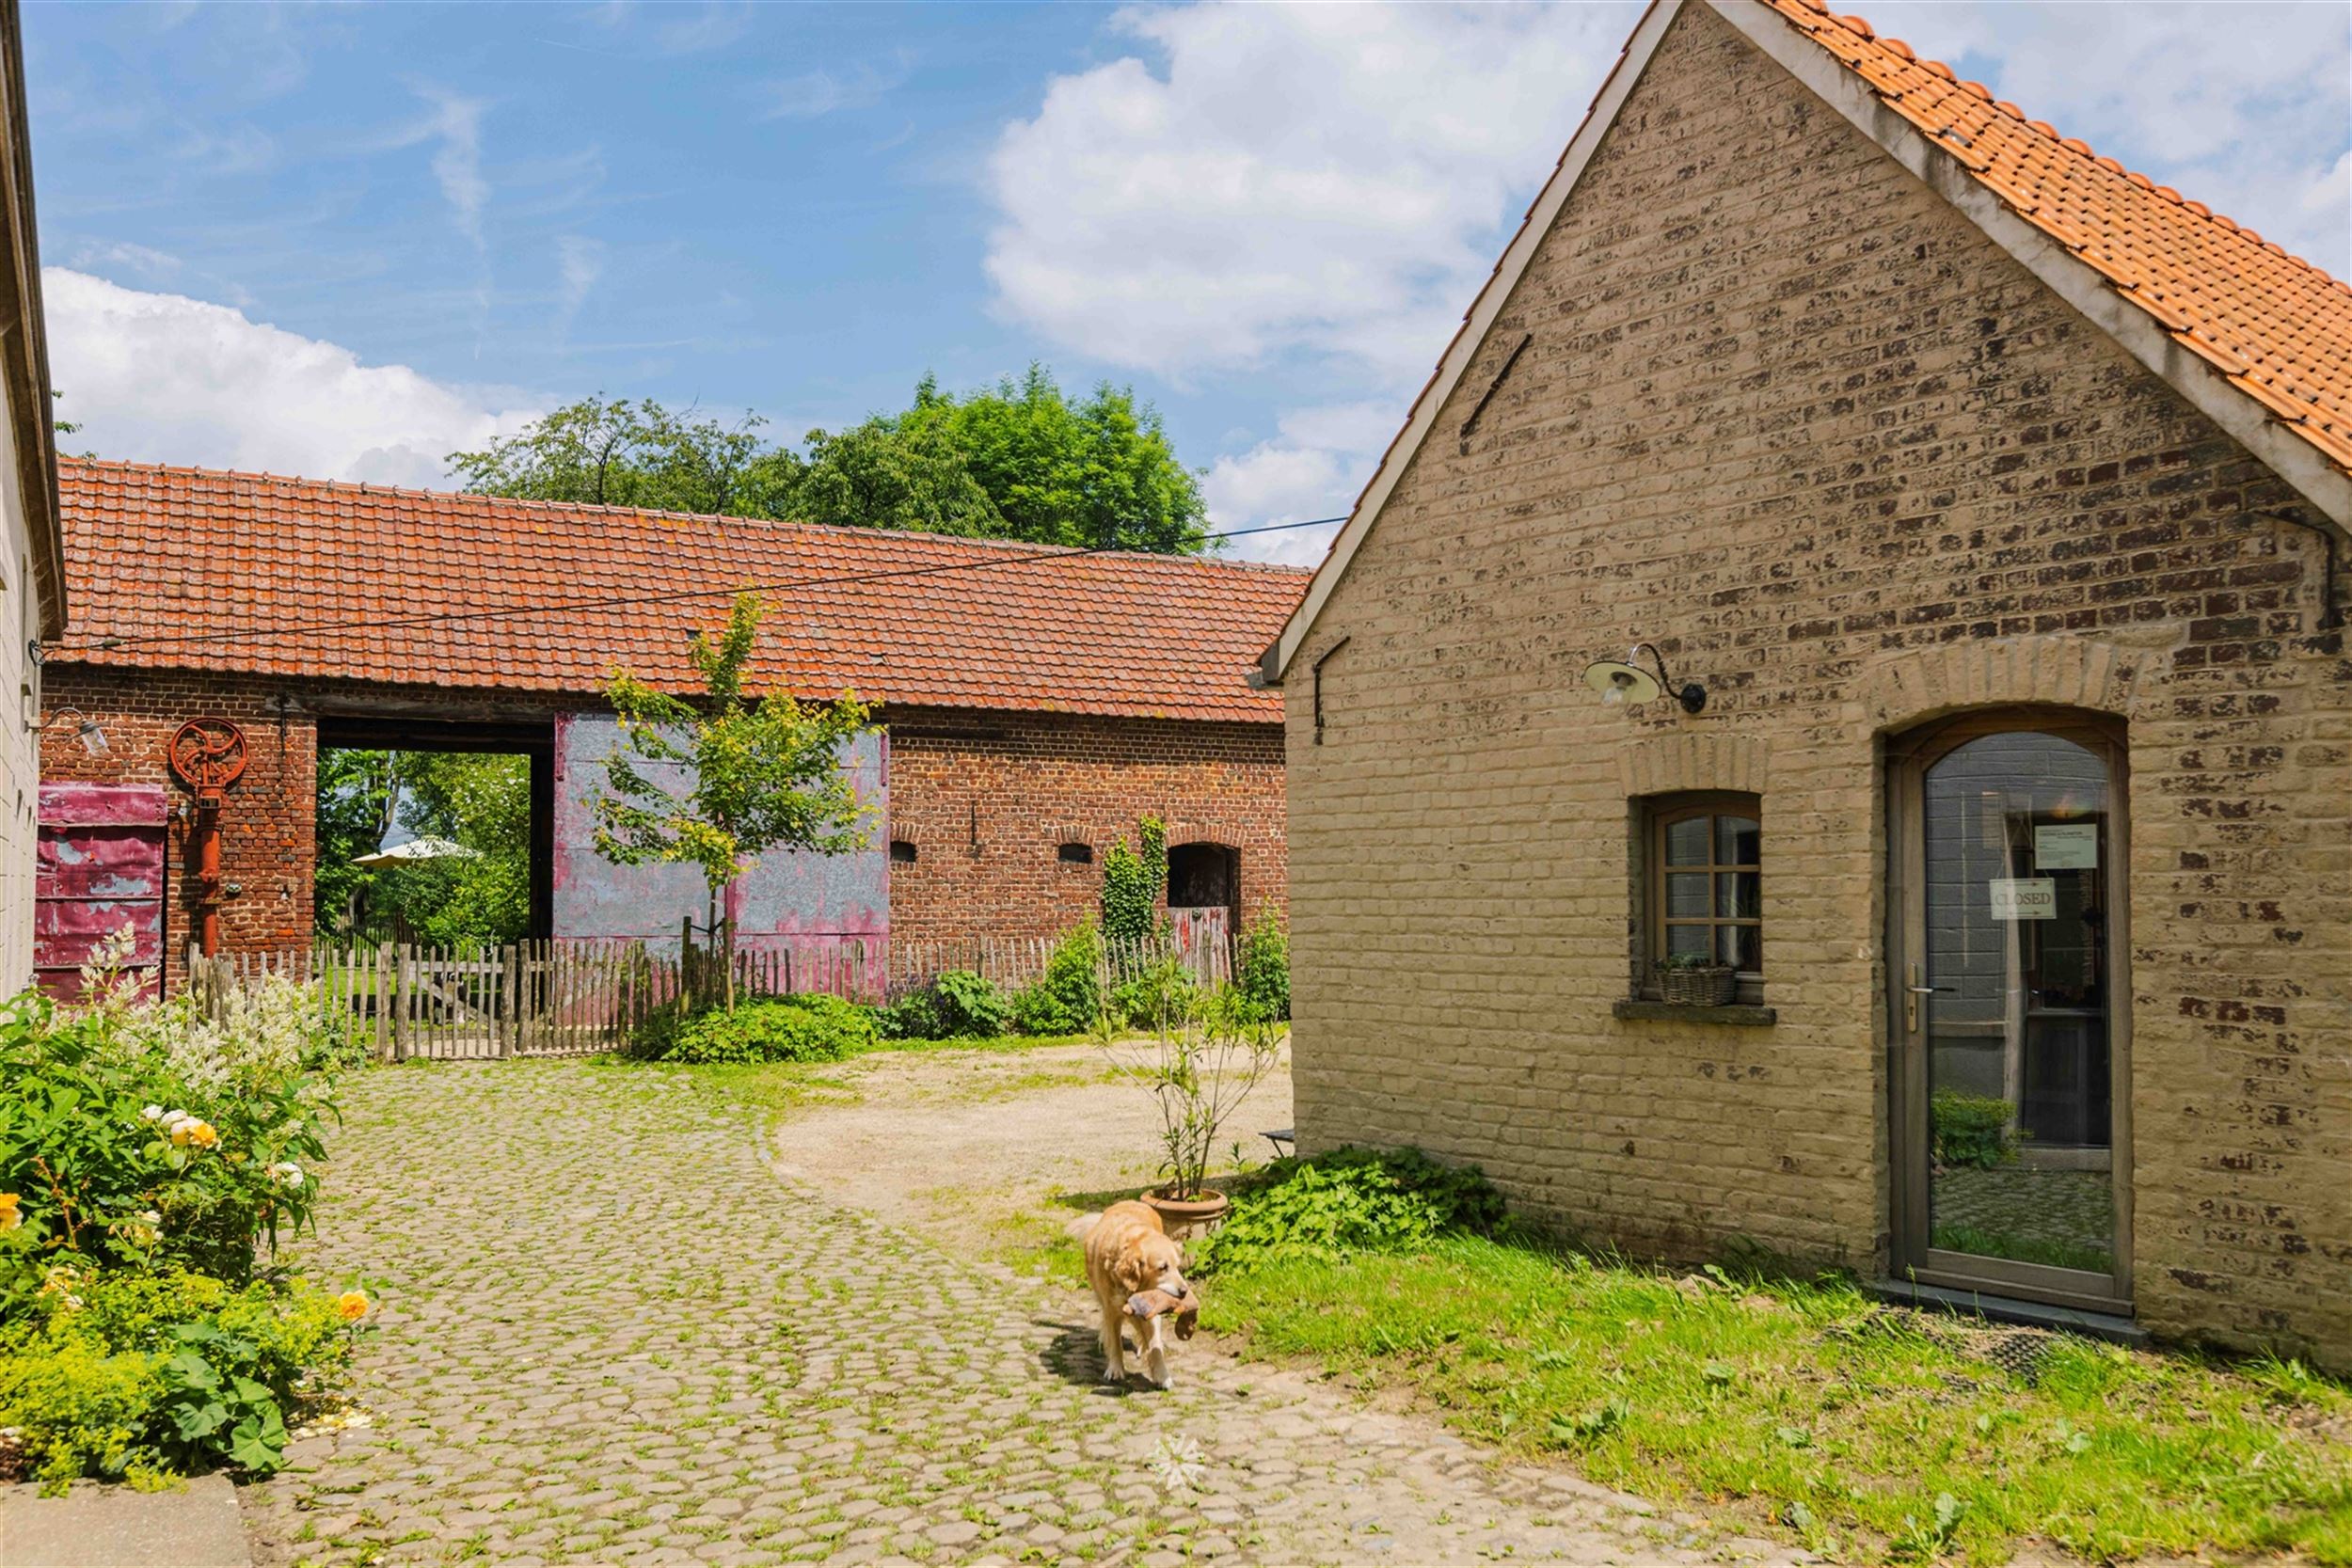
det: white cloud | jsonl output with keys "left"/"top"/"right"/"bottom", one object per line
{"left": 1203, "top": 402, "right": 1398, "bottom": 566}
{"left": 656, "top": 4, "right": 751, "bottom": 56}
{"left": 67, "top": 241, "right": 183, "bottom": 282}
{"left": 761, "top": 58, "right": 909, "bottom": 119}
{"left": 554, "top": 235, "right": 604, "bottom": 326}
{"left": 44, "top": 269, "right": 542, "bottom": 489}
{"left": 388, "top": 87, "right": 490, "bottom": 249}
{"left": 986, "top": 2, "right": 1639, "bottom": 385}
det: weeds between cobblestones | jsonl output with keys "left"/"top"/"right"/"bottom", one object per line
{"left": 240, "top": 1059, "right": 1753, "bottom": 1566}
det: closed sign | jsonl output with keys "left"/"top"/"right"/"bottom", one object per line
{"left": 1989, "top": 878, "right": 2057, "bottom": 920}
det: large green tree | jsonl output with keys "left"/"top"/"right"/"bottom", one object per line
{"left": 448, "top": 396, "right": 803, "bottom": 517}
{"left": 447, "top": 368, "right": 1211, "bottom": 553}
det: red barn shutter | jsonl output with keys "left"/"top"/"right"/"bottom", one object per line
{"left": 36, "top": 784, "right": 168, "bottom": 1000}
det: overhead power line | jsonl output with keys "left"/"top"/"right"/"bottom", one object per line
{"left": 61, "top": 515, "right": 1351, "bottom": 657}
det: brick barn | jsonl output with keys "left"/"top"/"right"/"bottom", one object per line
{"left": 39, "top": 457, "right": 1302, "bottom": 995}
{"left": 1263, "top": 0, "right": 2350, "bottom": 1363}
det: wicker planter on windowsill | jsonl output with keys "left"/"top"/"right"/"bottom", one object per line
{"left": 1657, "top": 962, "right": 1738, "bottom": 1006}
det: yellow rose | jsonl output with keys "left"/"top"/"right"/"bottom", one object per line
{"left": 0, "top": 1194, "right": 20, "bottom": 1232}
{"left": 189, "top": 1123, "right": 219, "bottom": 1148}
{"left": 336, "top": 1291, "right": 370, "bottom": 1322}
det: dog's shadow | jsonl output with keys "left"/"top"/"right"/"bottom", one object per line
{"left": 1034, "top": 1316, "right": 1162, "bottom": 1398}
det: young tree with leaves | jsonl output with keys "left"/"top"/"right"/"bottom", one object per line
{"left": 589, "top": 592, "right": 874, "bottom": 1008}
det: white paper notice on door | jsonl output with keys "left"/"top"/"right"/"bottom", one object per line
{"left": 1989, "top": 878, "right": 2057, "bottom": 920}
{"left": 2034, "top": 822, "right": 2098, "bottom": 870}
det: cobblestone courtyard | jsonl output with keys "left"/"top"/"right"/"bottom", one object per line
{"left": 244, "top": 1060, "right": 1760, "bottom": 1567}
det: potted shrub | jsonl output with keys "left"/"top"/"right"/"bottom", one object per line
{"left": 1100, "top": 958, "right": 1285, "bottom": 1238}
{"left": 1655, "top": 951, "right": 1737, "bottom": 1006}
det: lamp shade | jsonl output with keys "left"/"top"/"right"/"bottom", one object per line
{"left": 1582, "top": 659, "right": 1660, "bottom": 705}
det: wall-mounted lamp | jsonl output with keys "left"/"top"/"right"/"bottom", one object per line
{"left": 1581, "top": 643, "right": 1706, "bottom": 715}
{"left": 40, "top": 706, "right": 111, "bottom": 755}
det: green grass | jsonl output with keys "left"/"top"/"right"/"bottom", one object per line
{"left": 1204, "top": 1235, "right": 2352, "bottom": 1564}
{"left": 1931, "top": 1226, "right": 2114, "bottom": 1275}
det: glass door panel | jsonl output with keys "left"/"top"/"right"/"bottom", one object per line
{"left": 1918, "top": 731, "right": 2116, "bottom": 1280}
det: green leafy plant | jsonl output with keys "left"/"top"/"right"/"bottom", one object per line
{"left": 1931, "top": 1089, "right": 2021, "bottom": 1170}
{"left": 872, "top": 970, "right": 1013, "bottom": 1041}
{"left": 930, "top": 970, "right": 1012, "bottom": 1039}
{"left": 0, "top": 1266, "right": 357, "bottom": 1485}
{"left": 1100, "top": 817, "right": 1168, "bottom": 948}
{"left": 1655, "top": 952, "right": 1730, "bottom": 971}
{"left": 1232, "top": 909, "right": 1290, "bottom": 1023}
{"left": 1011, "top": 926, "right": 1105, "bottom": 1037}
{"left": 1196, "top": 1147, "right": 1506, "bottom": 1273}
{"left": 633, "top": 994, "right": 875, "bottom": 1065}
{"left": 155, "top": 1322, "right": 289, "bottom": 1473}
{"left": 590, "top": 591, "right": 874, "bottom": 1009}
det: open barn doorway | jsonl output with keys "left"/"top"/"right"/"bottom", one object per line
{"left": 314, "top": 716, "right": 555, "bottom": 952}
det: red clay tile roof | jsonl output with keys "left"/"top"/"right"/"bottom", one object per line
{"left": 1757, "top": 0, "right": 2352, "bottom": 475}
{"left": 51, "top": 457, "right": 1305, "bottom": 724}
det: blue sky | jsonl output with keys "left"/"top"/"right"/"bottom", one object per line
{"left": 26, "top": 2, "right": 2350, "bottom": 566}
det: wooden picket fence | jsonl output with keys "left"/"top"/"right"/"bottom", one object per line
{"left": 183, "top": 906, "right": 1236, "bottom": 1062}
{"left": 889, "top": 906, "right": 1231, "bottom": 996}
{"left": 187, "top": 940, "right": 674, "bottom": 1060}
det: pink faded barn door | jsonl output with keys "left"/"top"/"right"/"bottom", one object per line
{"left": 36, "top": 784, "right": 168, "bottom": 1000}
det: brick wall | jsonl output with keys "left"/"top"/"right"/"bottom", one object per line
{"left": 883, "top": 706, "right": 1286, "bottom": 944}
{"left": 36, "top": 673, "right": 1289, "bottom": 986}
{"left": 39, "top": 667, "right": 317, "bottom": 994}
{"left": 1283, "top": 2, "right": 2348, "bottom": 1365}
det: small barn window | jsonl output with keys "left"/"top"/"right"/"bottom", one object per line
{"left": 1057, "top": 842, "right": 1093, "bottom": 864}
{"left": 1639, "top": 793, "right": 1761, "bottom": 998}
{"left": 889, "top": 840, "right": 917, "bottom": 864}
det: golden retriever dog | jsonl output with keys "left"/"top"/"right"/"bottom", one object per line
{"left": 1082, "top": 1200, "right": 1191, "bottom": 1388}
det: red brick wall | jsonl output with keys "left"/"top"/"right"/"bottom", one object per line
{"left": 36, "top": 673, "right": 1288, "bottom": 983}
{"left": 39, "top": 668, "right": 316, "bottom": 994}
{"left": 881, "top": 706, "right": 1287, "bottom": 944}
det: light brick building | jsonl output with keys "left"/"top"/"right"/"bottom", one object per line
{"left": 1263, "top": 0, "right": 2349, "bottom": 1364}
{"left": 40, "top": 459, "right": 1300, "bottom": 994}
{"left": 0, "top": 1, "right": 64, "bottom": 992}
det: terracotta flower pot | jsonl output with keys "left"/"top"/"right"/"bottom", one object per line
{"left": 1141, "top": 1187, "right": 1230, "bottom": 1241}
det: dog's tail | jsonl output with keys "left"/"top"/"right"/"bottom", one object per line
{"left": 1063, "top": 1211, "right": 1103, "bottom": 1243}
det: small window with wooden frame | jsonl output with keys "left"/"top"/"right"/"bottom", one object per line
{"left": 1633, "top": 792, "right": 1762, "bottom": 1002}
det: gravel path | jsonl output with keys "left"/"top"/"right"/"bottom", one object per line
{"left": 243, "top": 1058, "right": 1772, "bottom": 1566}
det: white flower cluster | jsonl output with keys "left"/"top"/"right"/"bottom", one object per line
{"left": 114, "top": 975, "right": 321, "bottom": 1096}
{"left": 74, "top": 924, "right": 151, "bottom": 1010}
{"left": 266, "top": 1161, "right": 306, "bottom": 1191}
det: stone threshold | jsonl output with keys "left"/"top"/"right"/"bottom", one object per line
{"left": 1869, "top": 1276, "right": 2147, "bottom": 1347}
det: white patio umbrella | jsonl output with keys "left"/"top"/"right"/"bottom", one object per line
{"left": 350, "top": 837, "right": 480, "bottom": 868}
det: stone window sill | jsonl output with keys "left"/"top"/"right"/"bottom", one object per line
{"left": 1613, "top": 999, "right": 1777, "bottom": 1026}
